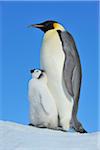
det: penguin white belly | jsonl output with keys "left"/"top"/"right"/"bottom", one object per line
{"left": 41, "top": 30, "right": 73, "bottom": 130}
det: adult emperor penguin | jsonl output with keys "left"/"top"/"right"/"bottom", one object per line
{"left": 28, "top": 69, "right": 58, "bottom": 129}
{"left": 30, "top": 20, "right": 87, "bottom": 133}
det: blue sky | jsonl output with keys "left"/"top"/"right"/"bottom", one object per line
{"left": 0, "top": 1, "right": 99, "bottom": 132}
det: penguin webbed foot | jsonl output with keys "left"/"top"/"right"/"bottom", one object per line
{"left": 28, "top": 123, "right": 35, "bottom": 127}
{"left": 29, "top": 123, "right": 47, "bottom": 128}
{"left": 74, "top": 126, "right": 88, "bottom": 134}
{"left": 70, "top": 120, "right": 88, "bottom": 133}
{"left": 78, "top": 128, "right": 88, "bottom": 133}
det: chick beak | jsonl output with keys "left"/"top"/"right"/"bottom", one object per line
{"left": 30, "top": 69, "right": 35, "bottom": 74}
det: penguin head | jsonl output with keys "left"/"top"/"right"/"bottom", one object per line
{"left": 29, "top": 20, "right": 65, "bottom": 32}
{"left": 30, "top": 69, "right": 45, "bottom": 79}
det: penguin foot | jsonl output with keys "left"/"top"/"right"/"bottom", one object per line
{"left": 74, "top": 126, "right": 88, "bottom": 134}
{"left": 29, "top": 123, "right": 47, "bottom": 128}
{"left": 71, "top": 120, "right": 88, "bottom": 133}
{"left": 28, "top": 123, "right": 35, "bottom": 127}
{"left": 77, "top": 128, "right": 87, "bottom": 133}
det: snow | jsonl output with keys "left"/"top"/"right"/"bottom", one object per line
{"left": 0, "top": 121, "right": 100, "bottom": 150}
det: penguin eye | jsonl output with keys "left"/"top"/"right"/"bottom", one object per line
{"left": 45, "top": 22, "right": 54, "bottom": 30}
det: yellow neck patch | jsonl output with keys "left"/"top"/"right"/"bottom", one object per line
{"left": 53, "top": 23, "right": 65, "bottom": 31}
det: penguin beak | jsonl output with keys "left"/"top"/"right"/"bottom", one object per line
{"left": 28, "top": 24, "right": 44, "bottom": 29}
{"left": 30, "top": 69, "right": 35, "bottom": 74}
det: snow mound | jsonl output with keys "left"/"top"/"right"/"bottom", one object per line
{"left": 0, "top": 121, "right": 100, "bottom": 150}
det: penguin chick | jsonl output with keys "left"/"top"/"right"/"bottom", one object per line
{"left": 28, "top": 69, "right": 58, "bottom": 129}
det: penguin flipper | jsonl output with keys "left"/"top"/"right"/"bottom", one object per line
{"left": 39, "top": 93, "right": 54, "bottom": 116}
{"left": 63, "top": 52, "right": 75, "bottom": 97}
{"left": 58, "top": 31, "right": 78, "bottom": 97}
{"left": 60, "top": 31, "right": 82, "bottom": 100}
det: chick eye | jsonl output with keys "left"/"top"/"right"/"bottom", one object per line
{"left": 35, "top": 70, "right": 39, "bottom": 73}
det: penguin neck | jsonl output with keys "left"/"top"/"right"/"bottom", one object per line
{"left": 53, "top": 23, "right": 65, "bottom": 31}
{"left": 43, "top": 29, "right": 63, "bottom": 42}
